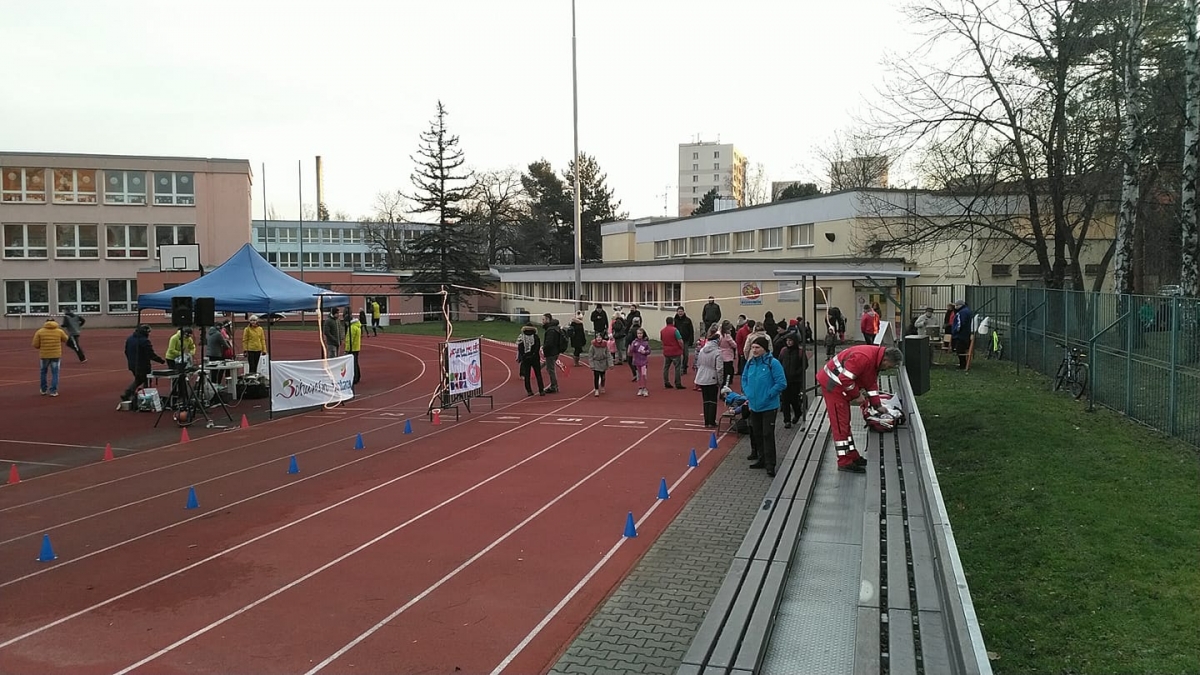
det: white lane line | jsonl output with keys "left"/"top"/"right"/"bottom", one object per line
{"left": 302, "top": 419, "right": 675, "bottom": 675}
{"left": 109, "top": 417, "right": 611, "bottom": 675}
{"left": 0, "top": 458, "right": 70, "bottom": 467}
{"left": 0, "top": 394, "right": 590, "bottom": 625}
{"left": 489, "top": 443, "right": 723, "bottom": 675}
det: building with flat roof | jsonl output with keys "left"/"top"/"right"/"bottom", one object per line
{"left": 678, "top": 141, "right": 747, "bottom": 216}
{"left": 1, "top": 152, "right": 252, "bottom": 329}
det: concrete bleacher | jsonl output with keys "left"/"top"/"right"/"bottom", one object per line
{"left": 676, "top": 368, "right": 992, "bottom": 675}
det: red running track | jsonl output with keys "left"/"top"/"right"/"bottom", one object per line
{"left": 0, "top": 331, "right": 733, "bottom": 674}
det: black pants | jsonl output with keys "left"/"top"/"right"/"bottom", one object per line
{"left": 592, "top": 370, "right": 607, "bottom": 389}
{"left": 722, "top": 361, "right": 734, "bottom": 387}
{"left": 349, "top": 350, "right": 360, "bottom": 384}
{"left": 122, "top": 371, "right": 148, "bottom": 401}
{"left": 700, "top": 383, "right": 720, "bottom": 427}
{"left": 67, "top": 336, "right": 85, "bottom": 361}
{"left": 247, "top": 350, "right": 262, "bottom": 374}
{"left": 521, "top": 360, "right": 545, "bottom": 393}
{"left": 781, "top": 384, "right": 804, "bottom": 423}
{"left": 749, "top": 408, "right": 778, "bottom": 470}
{"left": 953, "top": 338, "right": 970, "bottom": 369}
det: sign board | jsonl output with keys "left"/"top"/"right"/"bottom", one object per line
{"left": 447, "top": 338, "right": 483, "bottom": 396}
{"left": 779, "top": 280, "right": 802, "bottom": 302}
{"left": 740, "top": 281, "right": 763, "bottom": 306}
{"left": 271, "top": 355, "right": 354, "bottom": 412}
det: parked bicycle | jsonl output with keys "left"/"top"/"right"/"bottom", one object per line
{"left": 1053, "top": 342, "right": 1089, "bottom": 399}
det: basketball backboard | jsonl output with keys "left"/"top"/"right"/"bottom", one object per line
{"left": 159, "top": 244, "right": 200, "bottom": 272}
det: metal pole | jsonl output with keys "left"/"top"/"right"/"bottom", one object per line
{"left": 1168, "top": 296, "right": 1179, "bottom": 434}
{"left": 571, "top": 0, "right": 583, "bottom": 312}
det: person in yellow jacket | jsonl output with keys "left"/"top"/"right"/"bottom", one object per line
{"left": 31, "top": 319, "right": 69, "bottom": 396}
{"left": 164, "top": 327, "right": 197, "bottom": 402}
{"left": 243, "top": 315, "right": 267, "bottom": 374}
{"left": 345, "top": 316, "right": 362, "bottom": 386}
{"left": 370, "top": 299, "right": 381, "bottom": 336}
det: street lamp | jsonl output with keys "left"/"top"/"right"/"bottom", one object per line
{"left": 571, "top": 0, "right": 583, "bottom": 312}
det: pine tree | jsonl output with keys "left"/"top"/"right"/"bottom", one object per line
{"left": 401, "top": 101, "right": 484, "bottom": 312}
{"left": 692, "top": 188, "right": 719, "bottom": 215}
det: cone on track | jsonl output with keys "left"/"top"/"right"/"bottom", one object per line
{"left": 37, "top": 534, "right": 56, "bottom": 562}
{"left": 710, "top": 432, "right": 718, "bottom": 449}
{"left": 287, "top": 455, "right": 299, "bottom": 474}
{"left": 623, "top": 511, "right": 638, "bottom": 538}
{"left": 7, "top": 464, "right": 19, "bottom": 485}
{"left": 240, "top": 414, "right": 250, "bottom": 429}
{"left": 658, "top": 478, "right": 670, "bottom": 500}
{"left": 103, "top": 443, "right": 114, "bottom": 462}
{"left": 432, "top": 409, "right": 441, "bottom": 426}
{"left": 688, "top": 449, "right": 699, "bottom": 467}
{"left": 404, "top": 419, "right": 413, "bottom": 434}
{"left": 185, "top": 486, "right": 199, "bottom": 510}
{"left": 354, "top": 433, "right": 365, "bottom": 450}
{"left": 180, "top": 428, "right": 190, "bottom": 444}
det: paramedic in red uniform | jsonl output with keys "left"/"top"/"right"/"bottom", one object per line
{"left": 816, "top": 344, "right": 904, "bottom": 473}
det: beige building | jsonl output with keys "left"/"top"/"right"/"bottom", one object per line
{"left": 494, "top": 188, "right": 1115, "bottom": 340}
{"left": 1, "top": 152, "right": 253, "bottom": 330}
{"left": 678, "top": 141, "right": 747, "bottom": 216}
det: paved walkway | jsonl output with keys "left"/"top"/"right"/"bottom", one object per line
{"left": 548, "top": 424, "right": 797, "bottom": 675}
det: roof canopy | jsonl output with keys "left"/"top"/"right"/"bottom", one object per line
{"left": 772, "top": 268, "right": 921, "bottom": 279}
{"left": 137, "top": 243, "right": 350, "bottom": 314}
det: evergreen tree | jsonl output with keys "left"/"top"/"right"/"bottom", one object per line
{"left": 692, "top": 188, "right": 719, "bottom": 215}
{"left": 401, "top": 101, "right": 484, "bottom": 312}
{"left": 775, "top": 183, "right": 822, "bottom": 201}
{"left": 563, "top": 153, "right": 624, "bottom": 262}
{"left": 514, "top": 154, "right": 624, "bottom": 264}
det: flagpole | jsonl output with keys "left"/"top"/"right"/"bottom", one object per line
{"left": 571, "top": 0, "right": 583, "bottom": 313}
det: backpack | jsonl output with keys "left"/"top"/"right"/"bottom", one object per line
{"left": 861, "top": 392, "right": 906, "bottom": 432}
{"left": 546, "top": 326, "right": 566, "bottom": 353}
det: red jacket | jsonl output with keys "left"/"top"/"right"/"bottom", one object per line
{"left": 816, "top": 344, "right": 888, "bottom": 407}
{"left": 660, "top": 325, "right": 684, "bottom": 357}
{"left": 735, "top": 324, "right": 751, "bottom": 355}
{"left": 860, "top": 311, "right": 877, "bottom": 336}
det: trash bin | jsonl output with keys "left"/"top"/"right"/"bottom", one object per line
{"left": 903, "top": 335, "right": 931, "bottom": 396}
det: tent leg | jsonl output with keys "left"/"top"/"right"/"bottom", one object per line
{"left": 267, "top": 320, "right": 274, "bottom": 420}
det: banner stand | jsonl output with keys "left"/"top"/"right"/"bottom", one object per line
{"left": 428, "top": 336, "right": 492, "bottom": 422}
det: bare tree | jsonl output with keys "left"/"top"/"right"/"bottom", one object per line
{"left": 462, "top": 168, "right": 525, "bottom": 265}
{"left": 815, "top": 129, "right": 895, "bottom": 191}
{"left": 358, "top": 190, "right": 411, "bottom": 270}
{"left": 728, "top": 162, "right": 770, "bottom": 206}
{"left": 332, "top": 209, "right": 354, "bottom": 221}
{"left": 1182, "top": 0, "right": 1200, "bottom": 296}
{"left": 266, "top": 204, "right": 281, "bottom": 220}
{"left": 1115, "top": 0, "right": 1149, "bottom": 295}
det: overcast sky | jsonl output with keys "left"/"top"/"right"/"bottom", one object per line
{"left": 2, "top": 0, "right": 919, "bottom": 221}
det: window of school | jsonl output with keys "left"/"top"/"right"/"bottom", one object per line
{"left": 4, "top": 280, "right": 49, "bottom": 314}
{"left": 107, "top": 279, "right": 138, "bottom": 313}
{"left": 55, "top": 224, "right": 100, "bottom": 259}
{"left": 57, "top": 279, "right": 101, "bottom": 313}
{"left": 52, "top": 169, "right": 98, "bottom": 203}
{"left": 2, "top": 223, "right": 48, "bottom": 258}
{"left": 104, "top": 170, "right": 148, "bottom": 204}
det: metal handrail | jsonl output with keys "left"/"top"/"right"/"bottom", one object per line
{"left": 1011, "top": 300, "right": 1046, "bottom": 376}
{"left": 1086, "top": 311, "right": 1128, "bottom": 413}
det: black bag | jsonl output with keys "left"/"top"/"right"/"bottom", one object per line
{"left": 735, "top": 418, "right": 751, "bottom": 435}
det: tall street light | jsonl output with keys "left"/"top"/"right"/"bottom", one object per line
{"left": 571, "top": 0, "right": 583, "bottom": 312}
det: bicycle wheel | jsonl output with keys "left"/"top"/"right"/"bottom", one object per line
{"left": 1053, "top": 362, "right": 1068, "bottom": 391}
{"left": 1070, "top": 363, "right": 1089, "bottom": 399}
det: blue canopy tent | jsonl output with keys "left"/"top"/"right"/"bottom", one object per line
{"left": 137, "top": 243, "right": 351, "bottom": 419}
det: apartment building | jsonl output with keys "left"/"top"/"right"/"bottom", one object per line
{"left": 1, "top": 152, "right": 252, "bottom": 329}
{"left": 251, "top": 219, "right": 430, "bottom": 271}
{"left": 677, "top": 141, "right": 747, "bottom": 216}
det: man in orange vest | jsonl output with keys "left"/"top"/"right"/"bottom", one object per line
{"left": 816, "top": 344, "right": 904, "bottom": 473}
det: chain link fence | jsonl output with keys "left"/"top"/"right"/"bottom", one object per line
{"left": 966, "top": 285, "right": 1200, "bottom": 447}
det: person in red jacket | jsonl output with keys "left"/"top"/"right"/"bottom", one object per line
{"left": 816, "top": 344, "right": 904, "bottom": 473}
{"left": 659, "top": 316, "right": 685, "bottom": 389}
{"left": 860, "top": 304, "right": 878, "bottom": 345}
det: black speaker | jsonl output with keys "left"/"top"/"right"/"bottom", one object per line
{"left": 171, "top": 296, "right": 193, "bottom": 327}
{"left": 903, "top": 335, "right": 931, "bottom": 396}
{"left": 194, "top": 297, "right": 216, "bottom": 327}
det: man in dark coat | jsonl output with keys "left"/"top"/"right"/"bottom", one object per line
{"left": 121, "top": 324, "right": 165, "bottom": 405}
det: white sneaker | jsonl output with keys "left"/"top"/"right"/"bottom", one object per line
{"left": 600, "top": 387, "right": 606, "bottom": 394}
{"left": 593, "top": 389, "right": 599, "bottom": 397}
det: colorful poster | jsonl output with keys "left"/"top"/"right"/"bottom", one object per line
{"left": 447, "top": 338, "right": 483, "bottom": 395}
{"left": 740, "top": 281, "right": 763, "bottom": 306}
{"left": 271, "top": 355, "right": 354, "bottom": 412}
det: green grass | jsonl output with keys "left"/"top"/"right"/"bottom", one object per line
{"left": 920, "top": 358, "right": 1200, "bottom": 675}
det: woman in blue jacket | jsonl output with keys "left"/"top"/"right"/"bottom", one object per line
{"left": 741, "top": 336, "right": 788, "bottom": 476}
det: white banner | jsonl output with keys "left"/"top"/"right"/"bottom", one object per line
{"left": 270, "top": 355, "right": 355, "bottom": 412}
{"left": 447, "top": 338, "right": 482, "bottom": 396}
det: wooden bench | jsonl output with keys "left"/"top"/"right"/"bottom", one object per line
{"left": 677, "top": 396, "right": 830, "bottom": 675}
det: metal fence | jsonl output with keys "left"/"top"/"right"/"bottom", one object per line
{"left": 966, "top": 285, "right": 1200, "bottom": 447}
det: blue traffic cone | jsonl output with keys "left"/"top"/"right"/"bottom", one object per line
{"left": 623, "top": 511, "right": 638, "bottom": 538}
{"left": 37, "top": 533, "right": 56, "bottom": 562}
{"left": 287, "top": 455, "right": 299, "bottom": 474}
{"left": 658, "top": 478, "right": 670, "bottom": 500}
{"left": 403, "top": 420, "right": 413, "bottom": 434}
{"left": 688, "top": 449, "right": 699, "bottom": 467}
{"left": 185, "top": 486, "right": 199, "bottom": 510}
{"left": 354, "top": 433, "right": 365, "bottom": 450}
{"left": 710, "top": 432, "right": 718, "bottom": 449}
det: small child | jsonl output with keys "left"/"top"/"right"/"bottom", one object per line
{"left": 589, "top": 332, "right": 613, "bottom": 396}
{"left": 628, "top": 327, "right": 651, "bottom": 397}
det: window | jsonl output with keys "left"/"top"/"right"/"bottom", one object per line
{"left": 991, "top": 264, "right": 1012, "bottom": 277}
{"left": 734, "top": 231, "right": 754, "bottom": 252}
{"left": 152, "top": 171, "right": 195, "bottom": 205}
{"left": 664, "top": 283, "right": 682, "bottom": 306}
{"left": 692, "top": 187, "right": 697, "bottom": 193}
{"left": 713, "top": 163, "right": 719, "bottom": 170}
{"left": 692, "top": 152, "right": 698, "bottom": 160}
{"left": 713, "top": 174, "right": 720, "bottom": 183}
{"left": 639, "top": 282, "right": 658, "bottom": 306}
{"left": 787, "top": 223, "right": 814, "bottom": 248}
{"left": 52, "top": 169, "right": 98, "bottom": 203}
{"left": 321, "top": 228, "right": 336, "bottom": 244}
{"left": 342, "top": 229, "right": 361, "bottom": 244}
{"left": 103, "top": 170, "right": 148, "bottom": 204}
{"left": 107, "top": 279, "right": 138, "bottom": 313}
{"left": 714, "top": 151, "right": 720, "bottom": 158}
{"left": 278, "top": 228, "right": 297, "bottom": 243}
{"left": 692, "top": 197, "right": 699, "bottom": 204}
{"left": 58, "top": 279, "right": 101, "bottom": 314}
{"left": 690, "top": 236, "right": 708, "bottom": 255}
{"left": 301, "top": 251, "right": 319, "bottom": 267}
{"left": 321, "top": 252, "right": 337, "bottom": 267}
{"left": 1018, "top": 264, "right": 1041, "bottom": 276}
{"left": 1084, "top": 264, "right": 1103, "bottom": 275}
{"left": 302, "top": 227, "right": 320, "bottom": 244}
{"left": 654, "top": 240, "right": 670, "bottom": 259}
{"left": 3, "top": 224, "right": 48, "bottom": 258}
{"left": 759, "top": 227, "right": 783, "bottom": 250}
{"left": 105, "top": 224, "right": 149, "bottom": 258}
{"left": 671, "top": 238, "right": 687, "bottom": 257}
{"left": 268, "top": 251, "right": 298, "bottom": 267}
{"left": 692, "top": 163, "right": 698, "bottom": 171}
{"left": 5, "top": 280, "right": 49, "bottom": 314}
{"left": 2, "top": 168, "right": 47, "bottom": 203}
{"left": 55, "top": 224, "right": 100, "bottom": 259}
{"left": 692, "top": 175, "right": 698, "bottom": 183}
{"left": 711, "top": 233, "right": 730, "bottom": 254}
{"left": 154, "top": 224, "right": 196, "bottom": 256}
